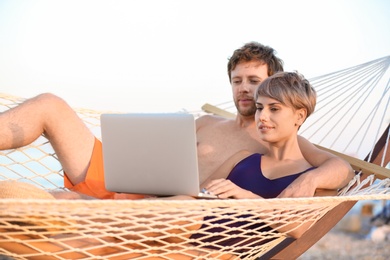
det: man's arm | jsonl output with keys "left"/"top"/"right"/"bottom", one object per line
{"left": 278, "top": 136, "right": 355, "bottom": 198}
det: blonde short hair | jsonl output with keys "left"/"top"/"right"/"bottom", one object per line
{"left": 255, "top": 71, "right": 317, "bottom": 120}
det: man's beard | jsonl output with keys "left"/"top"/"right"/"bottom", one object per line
{"left": 234, "top": 100, "right": 257, "bottom": 117}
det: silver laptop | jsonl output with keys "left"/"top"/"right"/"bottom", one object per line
{"left": 100, "top": 113, "right": 216, "bottom": 198}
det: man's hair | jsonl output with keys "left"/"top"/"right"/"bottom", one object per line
{"left": 255, "top": 71, "right": 317, "bottom": 120}
{"left": 227, "top": 42, "right": 284, "bottom": 82}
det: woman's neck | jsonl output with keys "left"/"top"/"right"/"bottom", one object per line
{"left": 265, "top": 138, "right": 303, "bottom": 161}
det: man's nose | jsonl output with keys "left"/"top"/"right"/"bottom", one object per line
{"left": 238, "top": 81, "right": 250, "bottom": 93}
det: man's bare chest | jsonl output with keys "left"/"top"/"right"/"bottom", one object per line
{"left": 197, "top": 125, "right": 264, "bottom": 156}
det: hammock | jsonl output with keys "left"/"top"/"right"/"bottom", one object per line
{"left": 1, "top": 57, "right": 390, "bottom": 259}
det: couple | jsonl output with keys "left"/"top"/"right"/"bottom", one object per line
{"left": 0, "top": 41, "right": 354, "bottom": 201}
{"left": 0, "top": 42, "right": 355, "bottom": 258}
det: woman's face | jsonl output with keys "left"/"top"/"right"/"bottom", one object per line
{"left": 255, "top": 95, "right": 303, "bottom": 143}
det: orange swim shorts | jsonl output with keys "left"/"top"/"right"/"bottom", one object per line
{"left": 64, "top": 138, "right": 147, "bottom": 200}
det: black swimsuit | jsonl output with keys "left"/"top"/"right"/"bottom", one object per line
{"left": 227, "top": 153, "right": 316, "bottom": 198}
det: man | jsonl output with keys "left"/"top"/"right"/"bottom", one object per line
{"left": 0, "top": 42, "right": 353, "bottom": 199}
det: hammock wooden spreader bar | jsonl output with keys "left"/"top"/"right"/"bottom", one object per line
{"left": 0, "top": 92, "right": 390, "bottom": 260}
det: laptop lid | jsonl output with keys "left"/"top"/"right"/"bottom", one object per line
{"left": 100, "top": 113, "right": 201, "bottom": 197}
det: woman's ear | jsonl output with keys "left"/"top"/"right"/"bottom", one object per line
{"left": 296, "top": 108, "right": 307, "bottom": 126}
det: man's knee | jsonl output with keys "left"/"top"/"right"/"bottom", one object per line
{"left": 34, "top": 93, "right": 67, "bottom": 106}
{"left": 32, "top": 93, "right": 73, "bottom": 114}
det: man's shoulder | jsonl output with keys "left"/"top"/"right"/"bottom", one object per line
{"left": 196, "top": 114, "right": 233, "bottom": 127}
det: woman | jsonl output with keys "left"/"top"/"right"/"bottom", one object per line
{"left": 193, "top": 71, "right": 318, "bottom": 248}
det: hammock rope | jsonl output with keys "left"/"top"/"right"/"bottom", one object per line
{"left": 1, "top": 190, "right": 390, "bottom": 259}
{"left": 1, "top": 56, "right": 390, "bottom": 259}
{"left": 301, "top": 56, "right": 390, "bottom": 161}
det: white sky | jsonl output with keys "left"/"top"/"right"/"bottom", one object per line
{"left": 0, "top": 0, "right": 389, "bottom": 113}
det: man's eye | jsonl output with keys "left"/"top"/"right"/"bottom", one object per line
{"left": 233, "top": 80, "right": 241, "bottom": 84}
{"left": 250, "top": 80, "right": 260, "bottom": 84}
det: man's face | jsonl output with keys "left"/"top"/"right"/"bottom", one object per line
{"left": 230, "top": 61, "right": 269, "bottom": 117}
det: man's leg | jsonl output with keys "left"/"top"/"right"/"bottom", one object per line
{"left": 0, "top": 93, "right": 95, "bottom": 186}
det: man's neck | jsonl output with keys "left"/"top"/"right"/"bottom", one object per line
{"left": 235, "top": 114, "right": 256, "bottom": 128}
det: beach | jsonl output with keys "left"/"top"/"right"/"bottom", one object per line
{"left": 299, "top": 201, "right": 389, "bottom": 260}
{"left": 299, "top": 228, "right": 389, "bottom": 260}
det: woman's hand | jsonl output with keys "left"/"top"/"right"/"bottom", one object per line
{"left": 204, "top": 179, "right": 260, "bottom": 199}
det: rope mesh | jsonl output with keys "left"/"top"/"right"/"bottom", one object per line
{"left": 1, "top": 195, "right": 390, "bottom": 259}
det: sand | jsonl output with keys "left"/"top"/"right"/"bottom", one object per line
{"left": 299, "top": 228, "right": 389, "bottom": 260}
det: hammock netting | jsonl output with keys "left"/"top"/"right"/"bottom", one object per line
{"left": 1, "top": 56, "right": 390, "bottom": 259}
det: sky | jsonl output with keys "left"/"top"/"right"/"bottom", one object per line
{"left": 0, "top": 0, "right": 389, "bottom": 114}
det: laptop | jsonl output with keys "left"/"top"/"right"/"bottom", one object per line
{"left": 100, "top": 113, "right": 217, "bottom": 199}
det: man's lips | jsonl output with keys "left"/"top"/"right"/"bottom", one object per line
{"left": 239, "top": 98, "right": 254, "bottom": 104}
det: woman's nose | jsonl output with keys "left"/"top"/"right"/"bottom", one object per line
{"left": 259, "top": 110, "right": 268, "bottom": 122}
{"left": 255, "top": 110, "right": 266, "bottom": 123}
